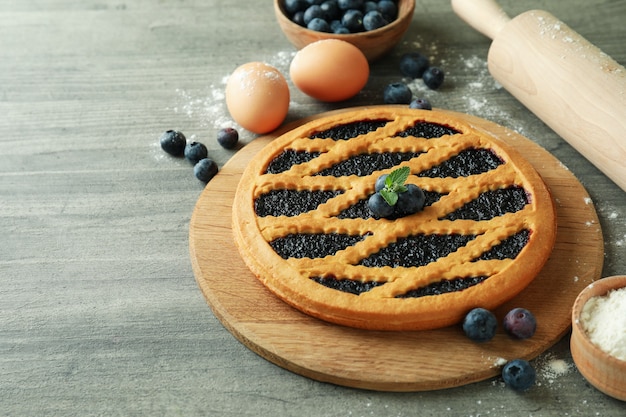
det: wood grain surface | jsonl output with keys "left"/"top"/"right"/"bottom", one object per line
{"left": 189, "top": 108, "right": 604, "bottom": 391}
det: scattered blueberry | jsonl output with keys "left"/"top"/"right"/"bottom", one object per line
{"left": 367, "top": 192, "right": 395, "bottom": 218}
{"left": 395, "top": 183, "right": 426, "bottom": 216}
{"left": 363, "top": 10, "right": 388, "bottom": 31}
{"left": 383, "top": 82, "right": 412, "bottom": 104}
{"left": 462, "top": 307, "right": 497, "bottom": 342}
{"left": 159, "top": 130, "right": 186, "bottom": 156}
{"left": 409, "top": 98, "right": 432, "bottom": 110}
{"left": 159, "top": 129, "right": 220, "bottom": 182}
{"left": 194, "top": 158, "right": 219, "bottom": 183}
{"left": 217, "top": 127, "right": 239, "bottom": 150}
{"left": 184, "top": 141, "right": 208, "bottom": 164}
{"left": 502, "top": 359, "right": 536, "bottom": 391}
{"left": 423, "top": 66, "right": 445, "bottom": 90}
{"left": 503, "top": 308, "right": 537, "bottom": 339}
{"left": 399, "top": 52, "right": 430, "bottom": 78}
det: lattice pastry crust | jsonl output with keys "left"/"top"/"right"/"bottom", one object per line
{"left": 232, "top": 107, "right": 556, "bottom": 330}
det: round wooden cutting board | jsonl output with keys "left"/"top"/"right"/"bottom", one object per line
{"left": 189, "top": 107, "right": 604, "bottom": 392}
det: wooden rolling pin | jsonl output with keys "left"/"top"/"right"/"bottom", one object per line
{"left": 452, "top": 0, "right": 626, "bottom": 192}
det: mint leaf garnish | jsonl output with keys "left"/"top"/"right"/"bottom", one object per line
{"left": 380, "top": 189, "right": 398, "bottom": 206}
{"left": 387, "top": 166, "right": 410, "bottom": 188}
{"left": 380, "top": 166, "right": 410, "bottom": 206}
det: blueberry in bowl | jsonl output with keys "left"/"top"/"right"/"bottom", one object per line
{"left": 274, "top": 0, "right": 416, "bottom": 62}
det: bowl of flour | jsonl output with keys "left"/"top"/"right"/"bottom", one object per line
{"left": 571, "top": 275, "right": 626, "bottom": 401}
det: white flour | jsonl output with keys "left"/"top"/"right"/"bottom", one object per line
{"left": 540, "top": 358, "right": 572, "bottom": 383}
{"left": 580, "top": 286, "right": 626, "bottom": 361}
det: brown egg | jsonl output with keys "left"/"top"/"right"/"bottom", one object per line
{"left": 225, "top": 62, "right": 290, "bottom": 134}
{"left": 289, "top": 39, "right": 369, "bottom": 102}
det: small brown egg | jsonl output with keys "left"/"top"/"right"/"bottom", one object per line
{"left": 225, "top": 62, "right": 290, "bottom": 134}
{"left": 290, "top": 39, "right": 369, "bottom": 102}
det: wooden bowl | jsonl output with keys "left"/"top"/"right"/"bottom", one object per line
{"left": 274, "top": 0, "right": 415, "bottom": 62}
{"left": 571, "top": 275, "right": 626, "bottom": 401}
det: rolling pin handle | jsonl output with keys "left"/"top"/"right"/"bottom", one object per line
{"left": 451, "top": 0, "right": 511, "bottom": 40}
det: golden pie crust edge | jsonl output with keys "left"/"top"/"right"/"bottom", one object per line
{"left": 232, "top": 107, "right": 557, "bottom": 331}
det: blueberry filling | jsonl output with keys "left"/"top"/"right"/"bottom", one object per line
{"left": 300, "top": 230, "right": 529, "bottom": 295}
{"left": 417, "top": 148, "right": 503, "bottom": 178}
{"left": 310, "top": 275, "right": 386, "bottom": 295}
{"left": 309, "top": 275, "right": 489, "bottom": 297}
{"left": 265, "top": 149, "right": 321, "bottom": 174}
{"left": 270, "top": 233, "right": 368, "bottom": 259}
{"left": 255, "top": 189, "right": 343, "bottom": 217}
{"left": 442, "top": 187, "right": 529, "bottom": 221}
{"left": 359, "top": 234, "right": 477, "bottom": 268}
{"left": 309, "top": 120, "right": 390, "bottom": 140}
{"left": 473, "top": 229, "right": 530, "bottom": 261}
{"left": 264, "top": 121, "right": 467, "bottom": 174}
{"left": 396, "top": 122, "right": 460, "bottom": 138}
{"left": 396, "top": 276, "right": 489, "bottom": 298}
{"left": 314, "top": 152, "right": 422, "bottom": 177}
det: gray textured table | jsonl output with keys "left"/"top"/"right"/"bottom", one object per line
{"left": 1, "top": 1, "right": 625, "bottom": 416}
